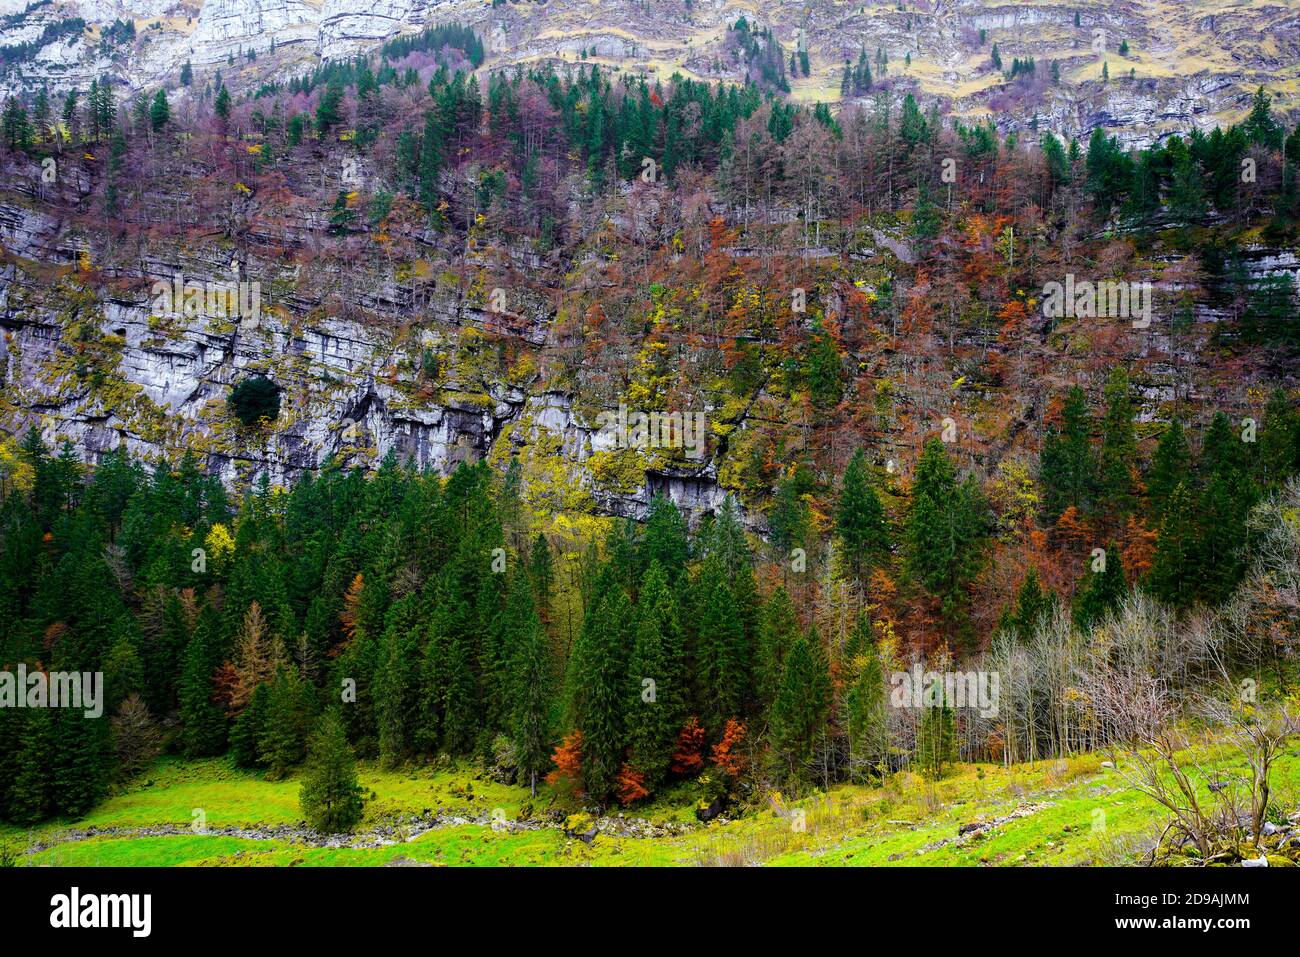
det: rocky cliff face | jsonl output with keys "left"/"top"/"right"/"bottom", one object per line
{"left": 1, "top": 2, "right": 1296, "bottom": 523}
{"left": 2, "top": 0, "right": 1296, "bottom": 146}
{"left": 0, "top": 149, "right": 732, "bottom": 521}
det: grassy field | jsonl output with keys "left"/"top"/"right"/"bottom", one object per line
{"left": 5, "top": 743, "right": 1298, "bottom": 867}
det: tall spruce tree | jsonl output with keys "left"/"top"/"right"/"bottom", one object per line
{"left": 1098, "top": 368, "right": 1137, "bottom": 522}
{"left": 6, "top": 708, "right": 52, "bottom": 824}
{"left": 770, "top": 629, "right": 831, "bottom": 784}
{"left": 579, "top": 590, "right": 630, "bottom": 801}
{"left": 640, "top": 494, "right": 690, "bottom": 586}
{"left": 51, "top": 707, "right": 110, "bottom": 817}
{"left": 916, "top": 698, "right": 956, "bottom": 779}
{"left": 836, "top": 448, "right": 889, "bottom": 581}
{"left": 299, "top": 710, "right": 364, "bottom": 833}
{"left": 757, "top": 585, "right": 800, "bottom": 711}
{"left": 258, "top": 667, "right": 315, "bottom": 778}
{"left": 1197, "top": 456, "right": 1257, "bottom": 604}
{"left": 178, "top": 632, "right": 227, "bottom": 757}
{"left": 230, "top": 681, "right": 270, "bottom": 768}
{"left": 625, "top": 562, "right": 685, "bottom": 787}
{"left": 1074, "top": 544, "right": 1126, "bottom": 628}
{"left": 1040, "top": 386, "right": 1097, "bottom": 523}
{"left": 906, "top": 439, "right": 988, "bottom": 625}
{"left": 1004, "top": 567, "right": 1052, "bottom": 639}
{"left": 694, "top": 555, "right": 747, "bottom": 730}
{"left": 1147, "top": 482, "right": 1199, "bottom": 606}
{"left": 1258, "top": 389, "right": 1300, "bottom": 488}
{"left": 1147, "top": 419, "right": 1191, "bottom": 520}
{"left": 845, "top": 620, "right": 888, "bottom": 782}
{"left": 512, "top": 611, "right": 551, "bottom": 797}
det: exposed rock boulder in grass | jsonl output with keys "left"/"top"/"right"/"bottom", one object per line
{"left": 562, "top": 812, "right": 599, "bottom": 844}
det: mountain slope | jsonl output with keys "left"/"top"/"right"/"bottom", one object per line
{"left": 3, "top": 0, "right": 1298, "bottom": 145}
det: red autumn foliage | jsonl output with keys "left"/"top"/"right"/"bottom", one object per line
{"left": 1121, "top": 516, "right": 1157, "bottom": 583}
{"left": 615, "top": 763, "right": 650, "bottom": 806}
{"left": 1054, "top": 505, "right": 1092, "bottom": 553}
{"left": 545, "top": 730, "right": 583, "bottom": 787}
{"left": 670, "top": 717, "right": 706, "bottom": 777}
{"left": 42, "top": 621, "right": 67, "bottom": 652}
{"left": 334, "top": 572, "right": 364, "bottom": 657}
{"left": 710, "top": 719, "right": 748, "bottom": 779}
{"left": 210, "top": 662, "right": 240, "bottom": 709}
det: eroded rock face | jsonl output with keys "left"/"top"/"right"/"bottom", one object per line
{"left": 0, "top": 154, "right": 736, "bottom": 521}
{"left": 317, "top": 0, "right": 456, "bottom": 60}
{"left": 0, "top": 279, "right": 520, "bottom": 487}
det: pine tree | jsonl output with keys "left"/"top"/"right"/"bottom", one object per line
{"left": 640, "top": 494, "right": 689, "bottom": 585}
{"left": 625, "top": 562, "right": 684, "bottom": 787}
{"left": 1098, "top": 368, "right": 1137, "bottom": 522}
{"left": 1197, "top": 460, "right": 1257, "bottom": 605}
{"left": 419, "top": 110, "right": 442, "bottom": 215}
{"left": 230, "top": 681, "right": 270, "bottom": 768}
{"left": 845, "top": 622, "right": 888, "bottom": 782}
{"left": 96, "top": 77, "right": 115, "bottom": 139}
{"left": 1243, "top": 85, "right": 1282, "bottom": 148}
{"left": 770, "top": 630, "right": 830, "bottom": 783}
{"left": 103, "top": 634, "right": 145, "bottom": 713}
{"left": 906, "top": 439, "right": 988, "bottom": 624}
{"left": 51, "top": 707, "right": 110, "bottom": 817}
{"left": 1, "top": 96, "right": 32, "bottom": 150}
{"left": 769, "top": 468, "right": 811, "bottom": 552}
{"left": 1198, "top": 412, "right": 1240, "bottom": 482}
{"left": 580, "top": 590, "right": 630, "bottom": 801}
{"left": 1040, "top": 386, "right": 1097, "bottom": 523}
{"left": 214, "top": 84, "right": 231, "bottom": 121}
{"left": 836, "top": 448, "right": 888, "bottom": 581}
{"left": 1147, "top": 419, "right": 1191, "bottom": 520}
{"left": 6, "top": 709, "right": 52, "bottom": 824}
{"left": 1074, "top": 543, "right": 1126, "bottom": 629}
{"left": 757, "top": 585, "right": 799, "bottom": 710}
{"left": 61, "top": 89, "right": 79, "bottom": 145}
{"left": 375, "top": 596, "right": 421, "bottom": 766}
{"left": 512, "top": 609, "right": 551, "bottom": 796}
{"left": 149, "top": 88, "right": 170, "bottom": 132}
{"left": 1147, "top": 482, "right": 1199, "bottom": 606}
{"left": 694, "top": 556, "right": 747, "bottom": 730}
{"left": 528, "top": 532, "right": 554, "bottom": 625}
{"left": 315, "top": 81, "right": 344, "bottom": 134}
{"left": 441, "top": 606, "right": 480, "bottom": 754}
{"left": 32, "top": 86, "right": 49, "bottom": 141}
{"left": 299, "top": 710, "right": 364, "bottom": 833}
{"left": 916, "top": 697, "right": 956, "bottom": 779}
{"left": 178, "top": 632, "right": 227, "bottom": 757}
{"left": 1007, "top": 568, "right": 1052, "bottom": 638}
{"left": 258, "top": 667, "right": 315, "bottom": 778}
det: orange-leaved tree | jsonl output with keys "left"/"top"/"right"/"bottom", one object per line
{"left": 670, "top": 717, "right": 706, "bottom": 777}
{"left": 615, "top": 764, "right": 650, "bottom": 806}
{"left": 546, "top": 730, "right": 584, "bottom": 796}
{"left": 710, "top": 719, "right": 748, "bottom": 780}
